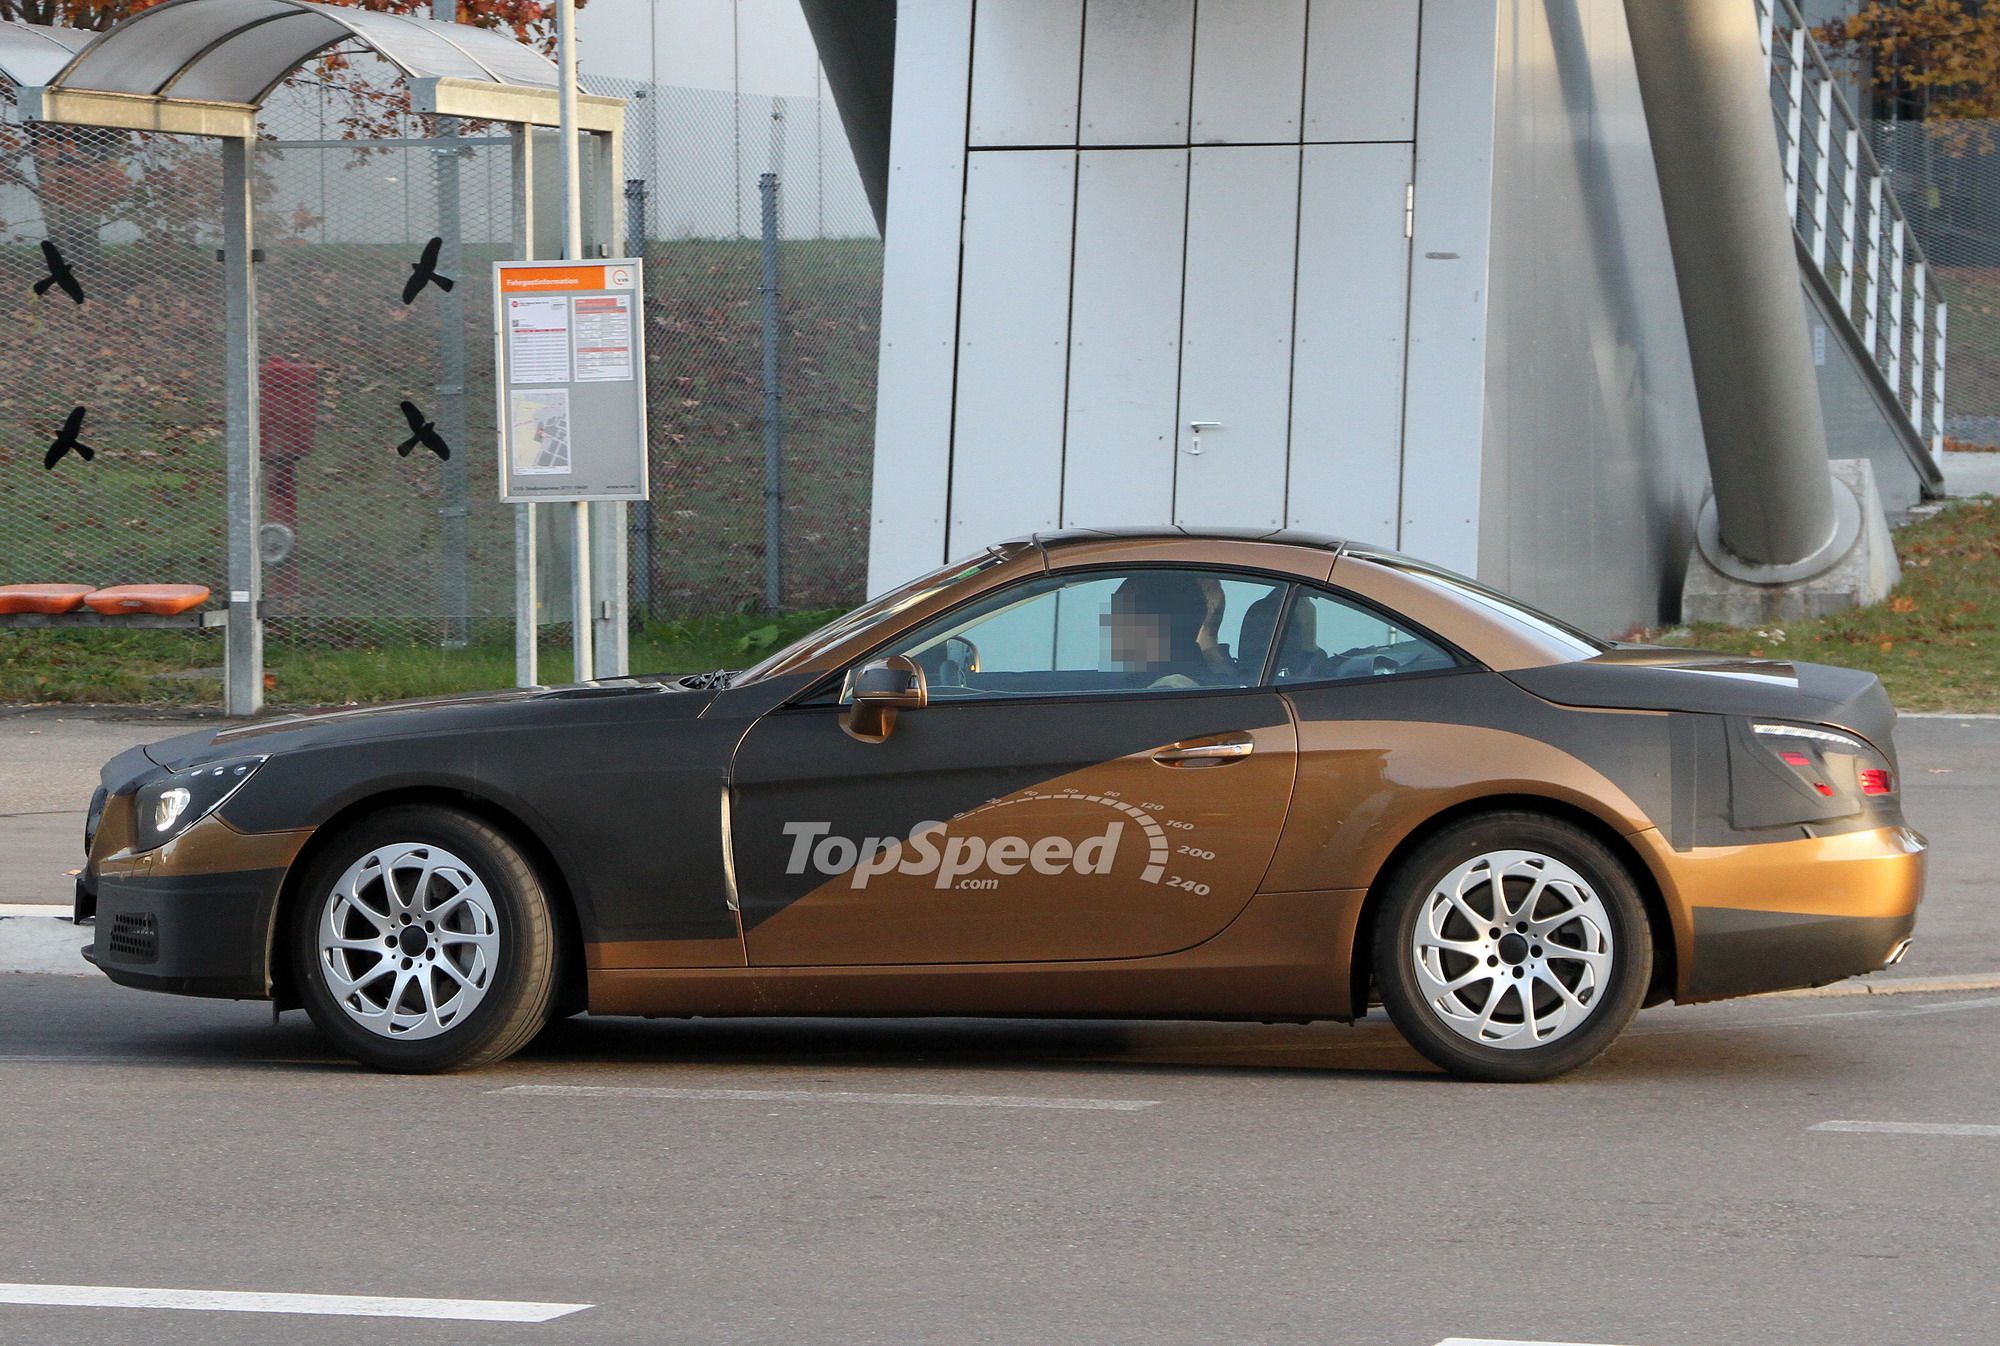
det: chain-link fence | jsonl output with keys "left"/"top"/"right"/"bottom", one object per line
{"left": 1, "top": 53, "right": 881, "bottom": 686}
{"left": 0, "top": 89, "right": 227, "bottom": 620}
{"left": 591, "top": 74, "right": 880, "bottom": 618}
{"left": 1872, "top": 119, "right": 2000, "bottom": 449}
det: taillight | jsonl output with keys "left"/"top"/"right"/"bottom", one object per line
{"left": 1753, "top": 721, "right": 1892, "bottom": 805}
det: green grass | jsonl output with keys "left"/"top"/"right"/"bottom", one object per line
{"left": 0, "top": 607, "right": 842, "bottom": 709}
{"left": 1664, "top": 497, "right": 2000, "bottom": 712}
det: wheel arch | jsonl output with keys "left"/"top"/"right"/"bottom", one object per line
{"left": 1345, "top": 794, "right": 1680, "bottom": 1016}
{"left": 266, "top": 785, "right": 587, "bottom": 1015}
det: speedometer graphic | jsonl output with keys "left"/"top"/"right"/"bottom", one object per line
{"left": 952, "top": 785, "right": 1186, "bottom": 886}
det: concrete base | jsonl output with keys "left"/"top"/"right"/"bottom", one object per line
{"left": 1682, "top": 458, "right": 1902, "bottom": 626}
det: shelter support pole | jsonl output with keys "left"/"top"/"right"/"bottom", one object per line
{"left": 435, "top": 119, "right": 470, "bottom": 648}
{"left": 222, "top": 135, "right": 263, "bottom": 716}
{"left": 589, "top": 124, "right": 629, "bottom": 676}
{"left": 435, "top": 0, "right": 469, "bottom": 649}
{"left": 511, "top": 124, "right": 540, "bottom": 687}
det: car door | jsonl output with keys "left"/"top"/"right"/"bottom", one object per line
{"left": 729, "top": 567, "right": 1301, "bottom": 967}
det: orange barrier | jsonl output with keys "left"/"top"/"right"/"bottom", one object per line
{"left": 80, "top": 585, "right": 212, "bottom": 617}
{"left": 0, "top": 584, "right": 94, "bottom": 615}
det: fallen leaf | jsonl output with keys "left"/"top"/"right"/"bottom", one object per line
{"left": 1890, "top": 596, "right": 1919, "bottom": 613}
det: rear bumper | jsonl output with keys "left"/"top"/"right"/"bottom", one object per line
{"left": 1640, "top": 824, "right": 1927, "bottom": 1003}
{"left": 87, "top": 869, "right": 284, "bottom": 1000}
{"left": 1684, "top": 906, "right": 1918, "bottom": 1001}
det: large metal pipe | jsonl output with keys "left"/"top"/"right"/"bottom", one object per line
{"left": 1624, "top": 0, "right": 1840, "bottom": 570}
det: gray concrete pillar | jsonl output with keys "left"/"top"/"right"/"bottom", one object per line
{"left": 1624, "top": 0, "right": 1840, "bottom": 571}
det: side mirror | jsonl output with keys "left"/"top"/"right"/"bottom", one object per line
{"left": 840, "top": 655, "right": 927, "bottom": 743}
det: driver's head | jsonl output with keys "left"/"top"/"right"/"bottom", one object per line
{"left": 1107, "top": 573, "right": 1209, "bottom": 671}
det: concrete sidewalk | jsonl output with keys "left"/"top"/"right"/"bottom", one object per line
{"left": 0, "top": 705, "right": 1992, "bottom": 982}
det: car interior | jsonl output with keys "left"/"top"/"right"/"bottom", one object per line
{"left": 874, "top": 568, "right": 1460, "bottom": 701}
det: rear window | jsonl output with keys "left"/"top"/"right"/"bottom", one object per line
{"left": 1372, "top": 557, "right": 1607, "bottom": 660}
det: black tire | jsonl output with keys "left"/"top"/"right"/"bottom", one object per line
{"left": 1372, "top": 811, "right": 1652, "bottom": 1082}
{"left": 290, "top": 805, "right": 557, "bottom": 1073}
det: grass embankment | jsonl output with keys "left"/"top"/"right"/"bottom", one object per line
{"left": 1667, "top": 498, "right": 2000, "bottom": 712}
{"left": 0, "top": 608, "right": 839, "bottom": 709}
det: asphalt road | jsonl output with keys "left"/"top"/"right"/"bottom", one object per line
{"left": 1, "top": 705, "right": 1996, "bottom": 1346}
{"left": 1, "top": 975, "right": 1998, "bottom": 1346}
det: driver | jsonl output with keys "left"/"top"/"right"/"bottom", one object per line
{"left": 1105, "top": 573, "right": 1225, "bottom": 689}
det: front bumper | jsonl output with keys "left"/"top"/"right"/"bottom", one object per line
{"left": 86, "top": 868, "right": 288, "bottom": 999}
{"left": 79, "top": 796, "right": 310, "bottom": 1002}
{"left": 1637, "top": 824, "right": 1927, "bottom": 1003}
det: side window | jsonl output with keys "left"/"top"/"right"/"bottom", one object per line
{"left": 869, "top": 568, "right": 1289, "bottom": 700}
{"left": 1270, "top": 589, "right": 1459, "bottom": 684}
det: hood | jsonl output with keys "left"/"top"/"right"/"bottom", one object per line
{"left": 1504, "top": 647, "right": 1897, "bottom": 752}
{"left": 138, "top": 677, "right": 714, "bottom": 771}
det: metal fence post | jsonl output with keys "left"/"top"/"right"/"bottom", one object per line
{"left": 625, "top": 175, "right": 654, "bottom": 624}
{"left": 759, "top": 170, "right": 783, "bottom": 612}
{"left": 222, "top": 136, "right": 264, "bottom": 716}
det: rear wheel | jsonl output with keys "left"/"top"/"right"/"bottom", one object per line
{"left": 1372, "top": 812, "right": 1651, "bottom": 1082}
{"left": 291, "top": 805, "right": 556, "bottom": 1073}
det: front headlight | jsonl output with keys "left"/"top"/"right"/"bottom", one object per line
{"left": 130, "top": 756, "right": 267, "bottom": 852}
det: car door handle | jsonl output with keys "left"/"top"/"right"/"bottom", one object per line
{"left": 1151, "top": 733, "right": 1255, "bottom": 767}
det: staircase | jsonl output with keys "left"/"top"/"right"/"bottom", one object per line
{"left": 1758, "top": 0, "right": 1946, "bottom": 482}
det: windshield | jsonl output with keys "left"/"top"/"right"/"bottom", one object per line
{"left": 1373, "top": 556, "right": 1608, "bottom": 660}
{"left": 734, "top": 548, "right": 1018, "bottom": 682}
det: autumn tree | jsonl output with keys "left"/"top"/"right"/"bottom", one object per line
{"left": 1816, "top": 0, "right": 2000, "bottom": 122}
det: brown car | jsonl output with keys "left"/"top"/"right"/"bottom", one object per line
{"left": 76, "top": 529, "right": 1925, "bottom": 1080}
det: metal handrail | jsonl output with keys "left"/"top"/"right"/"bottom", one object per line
{"left": 1757, "top": 0, "right": 1947, "bottom": 460}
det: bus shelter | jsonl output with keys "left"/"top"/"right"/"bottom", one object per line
{"left": 16, "top": 0, "right": 629, "bottom": 713}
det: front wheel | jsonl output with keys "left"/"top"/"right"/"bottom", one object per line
{"left": 291, "top": 805, "right": 557, "bottom": 1073}
{"left": 1372, "top": 812, "right": 1652, "bottom": 1082}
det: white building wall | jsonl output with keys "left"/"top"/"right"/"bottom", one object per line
{"left": 867, "top": 0, "right": 1500, "bottom": 595}
{"left": 1477, "top": 0, "right": 1708, "bottom": 633}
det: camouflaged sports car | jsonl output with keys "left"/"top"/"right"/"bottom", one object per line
{"left": 77, "top": 530, "right": 1925, "bottom": 1080}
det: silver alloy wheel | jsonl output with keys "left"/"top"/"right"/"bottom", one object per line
{"left": 1410, "top": 848, "right": 1615, "bottom": 1050}
{"left": 317, "top": 842, "right": 501, "bottom": 1041}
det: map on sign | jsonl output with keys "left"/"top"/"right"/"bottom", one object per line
{"left": 509, "top": 389, "right": 571, "bottom": 475}
{"left": 493, "top": 259, "right": 648, "bottom": 503}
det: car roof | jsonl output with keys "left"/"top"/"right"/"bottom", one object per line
{"left": 1027, "top": 526, "right": 1388, "bottom": 556}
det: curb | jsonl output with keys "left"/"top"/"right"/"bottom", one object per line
{"left": 0, "top": 913, "right": 91, "bottom": 976}
{"left": 1759, "top": 972, "right": 2000, "bottom": 999}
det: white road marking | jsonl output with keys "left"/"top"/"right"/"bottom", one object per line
{"left": 1813, "top": 1120, "right": 2000, "bottom": 1138}
{"left": 0, "top": 1283, "right": 590, "bottom": 1322}
{"left": 494, "top": 1084, "right": 1158, "bottom": 1110}
{"left": 1437, "top": 1338, "right": 1636, "bottom": 1345}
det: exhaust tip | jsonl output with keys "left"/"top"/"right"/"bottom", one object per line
{"left": 1884, "top": 938, "right": 1914, "bottom": 968}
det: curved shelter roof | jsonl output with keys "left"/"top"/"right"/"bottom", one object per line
{"left": 20, "top": 0, "right": 619, "bottom": 136}
{"left": 0, "top": 21, "right": 95, "bottom": 88}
